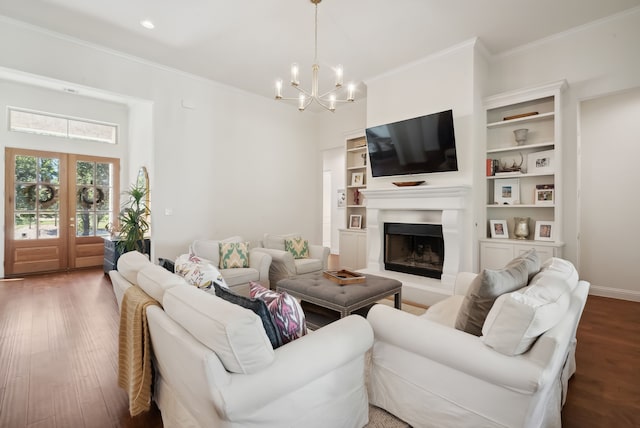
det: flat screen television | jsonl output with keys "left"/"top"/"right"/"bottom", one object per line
{"left": 365, "top": 109, "right": 458, "bottom": 177}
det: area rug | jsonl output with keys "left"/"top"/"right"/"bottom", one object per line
{"left": 366, "top": 405, "right": 411, "bottom": 427}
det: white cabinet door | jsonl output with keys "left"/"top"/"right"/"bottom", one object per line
{"left": 480, "top": 240, "right": 563, "bottom": 270}
{"left": 339, "top": 230, "right": 367, "bottom": 270}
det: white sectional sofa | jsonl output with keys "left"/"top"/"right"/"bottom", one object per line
{"left": 367, "top": 256, "right": 590, "bottom": 428}
{"left": 109, "top": 251, "right": 373, "bottom": 428}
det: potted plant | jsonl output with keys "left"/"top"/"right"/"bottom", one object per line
{"left": 116, "top": 183, "right": 150, "bottom": 254}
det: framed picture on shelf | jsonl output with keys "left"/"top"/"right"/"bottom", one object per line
{"left": 494, "top": 178, "right": 520, "bottom": 205}
{"left": 527, "top": 149, "right": 555, "bottom": 174}
{"left": 534, "top": 221, "right": 554, "bottom": 241}
{"left": 534, "top": 184, "right": 554, "bottom": 206}
{"left": 351, "top": 172, "right": 364, "bottom": 187}
{"left": 349, "top": 214, "right": 362, "bottom": 229}
{"left": 489, "top": 220, "right": 509, "bottom": 239}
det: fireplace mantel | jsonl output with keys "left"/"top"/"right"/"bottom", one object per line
{"left": 359, "top": 184, "right": 471, "bottom": 305}
{"left": 361, "top": 185, "right": 470, "bottom": 209}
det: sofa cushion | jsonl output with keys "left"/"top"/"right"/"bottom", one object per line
{"left": 190, "top": 236, "right": 242, "bottom": 266}
{"left": 250, "top": 282, "right": 307, "bottom": 344}
{"left": 117, "top": 251, "right": 150, "bottom": 284}
{"left": 174, "top": 253, "right": 228, "bottom": 290}
{"left": 285, "top": 237, "right": 309, "bottom": 259}
{"left": 263, "top": 233, "right": 297, "bottom": 251}
{"left": 163, "top": 286, "right": 274, "bottom": 374}
{"left": 481, "top": 271, "right": 572, "bottom": 356}
{"left": 219, "top": 242, "right": 250, "bottom": 269}
{"left": 531, "top": 257, "right": 579, "bottom": 291}
{"left": 137, "top": 264, "right": 188, "bottom": 304}
{"left": 213, "top": 284, "right": 283, "bottom": 349}
{"left": 455, "top": 258, "right": 529, "bottom": 336}
{"left": 221, "top": 267, "right": 260, "bottom": 287}
{"left": 294, "top": 258, "right": 323, "bottom": 275}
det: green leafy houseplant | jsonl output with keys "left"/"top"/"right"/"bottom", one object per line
{"left": 116, "top": 184, "right": 150, "bottom": 254}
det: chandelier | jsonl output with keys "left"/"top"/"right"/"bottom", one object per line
{"left": 275, "top": 0, "right": 355, "bottom": 112}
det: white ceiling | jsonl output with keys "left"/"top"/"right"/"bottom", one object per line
{"left": 1, "top": 0, "right": 639, "bottom": 104}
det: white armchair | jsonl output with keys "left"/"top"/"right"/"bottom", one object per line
{"left": 367, "top": 258, "right": 590, "bottom": 428}
{"left": 190, "top": 236, "right": 271, "bottom": 296}
{"left": 255, "top": 233, "right": 329, "bottom": 285}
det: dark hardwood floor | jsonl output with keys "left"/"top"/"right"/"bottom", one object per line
{"left": 0, "top": 268, "right": 638, "bottom": 427}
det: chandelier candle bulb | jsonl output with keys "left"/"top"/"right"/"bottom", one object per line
{"left": 347, "top": 84, "right": 355, "bottom": 102}
{"left": 275, "top": 79, "right": 283, "bottom": 99}
{"left": 298, "top": 94, "right": 306, "bottom": 111}
{"left": 329, "top": 94, "right": 336, "bottom": 111}
{"left": 335, "top": 65, "right": 343, "bottom": 87}
{"left": 291, "top": 63, "right": 299, "bottom": 86}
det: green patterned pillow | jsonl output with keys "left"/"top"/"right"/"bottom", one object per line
{"left": 284, "top": 237, "right": 309, "bottom": 259}
{"left": 219, "top": 242, "right": 250, "bottom": 269}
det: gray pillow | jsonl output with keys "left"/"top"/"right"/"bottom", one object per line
{"left": 455, "top": 258, "right": 529, "bottom": 336}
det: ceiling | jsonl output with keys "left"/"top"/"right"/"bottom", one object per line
{"left": 1, "top": 0, "right": 639, "bottom": 105}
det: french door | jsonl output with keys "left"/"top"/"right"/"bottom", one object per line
{"left": 4, "top": 148, "right": 120, "bottom": 276}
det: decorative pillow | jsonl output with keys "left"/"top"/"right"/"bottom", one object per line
{"left": 213, "top": 284, "right": 283, "bottom": 349}
{"left": 455, "top": 258, "right": 529, "bottom": 336}
{"left": 174, "top": 253, "right": 228, "bottom": 290}
{"left": 481, "top": 280, "right": 571, "bottom": 356}
{"left": 250, "top": 282, "right": 307, "bottom": 344}
{"left": 284, "top": 237, "right": 309, "bottom": 259}
{"left": 219, "top": 242, "right": 250, "bottom": 269}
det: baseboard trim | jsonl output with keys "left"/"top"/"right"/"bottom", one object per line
{"left": 589, "top": 285, "right": 640, "bottom": 302}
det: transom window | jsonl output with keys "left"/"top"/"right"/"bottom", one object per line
{"left": 8, "top": 107, "right": 118, "bottom": 144}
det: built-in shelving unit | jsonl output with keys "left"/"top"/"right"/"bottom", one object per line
{"left": 339, "top": 134, "right": 368, "bottom": 270}
{"left": 480, "top": 80, "right": 567, "bottom": 270}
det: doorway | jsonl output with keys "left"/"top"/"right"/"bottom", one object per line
{"left": 4, "top": 148, "right": 120, "bottom": 276}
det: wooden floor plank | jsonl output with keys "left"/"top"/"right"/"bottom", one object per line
{"left": 0, "top": 267, "right": 638, "bottom": 428}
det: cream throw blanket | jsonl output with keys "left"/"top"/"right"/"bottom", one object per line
{"left": 118, "top": 284, "right": 160, "bottom": 416}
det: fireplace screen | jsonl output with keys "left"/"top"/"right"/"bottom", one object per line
{"left": 384, "top": 223, "right": 444, "bottom": 279}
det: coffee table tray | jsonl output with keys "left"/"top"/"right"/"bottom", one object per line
{"left": 323, "top": 269, "right": 366, "bottom": 285}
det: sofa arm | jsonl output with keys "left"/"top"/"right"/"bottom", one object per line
{"left": 212, "top": 315, "right": 373, "bottom": 419}
{"left": 368, "top": 304, "right": 554, "bottom": 394}
{"left": 249, "top": 249, "right": 272, "bottom": 286}
{"left": 253, "top": 248, "right": 296, "bottom": 284}
{"left": 309, "top": 244, "right": 330, "bottom": 270}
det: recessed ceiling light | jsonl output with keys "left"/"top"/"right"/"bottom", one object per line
{"left": 140, "top": 20, "right": 155, "bottom": 30}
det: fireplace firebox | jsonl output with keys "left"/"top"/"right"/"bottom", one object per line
{"left": 384, "top": 222, "right": 444, "bottom": 279}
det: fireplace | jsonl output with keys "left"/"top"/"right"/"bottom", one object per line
{"left": 359, "top": 185, "right": 471, "bottom": 305}
{"left": 384, "top": 223, "right": 444, "bottom": 279}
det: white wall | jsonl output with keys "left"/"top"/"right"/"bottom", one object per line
{"left": 488, "top": 8, "right": 640, "bottom": 284}
{"left": 579, "top": 87, "right": 640, "bottom": 301}
{"left": 0, "top": 17, "right": 322, "bottom": 264}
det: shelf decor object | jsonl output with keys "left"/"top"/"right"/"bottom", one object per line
{"left": 535, "top": 221, "right": 555, "bottom": 241}
{"left": 513, "top": 217, "right": 530, "bottom": 239}
{"left": 535, "top": 184, "right": 555, "bottom": 206}
{"left": 490, "top": 220, "right": 509, "bottom": 239}
{"left": 392, "top": 181, "right": 426, "bottom": 187}
{"left": 274, "top": 0, "right": 355, "bottom": 112}
{"left": 514, "top": 128, "right": 529, "bottom": 145}
{"left": 494, "top": 178, "right": 520, "bottom": 205}
{"left": 527, "top": 149, "right": 555, "bottom": 174}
